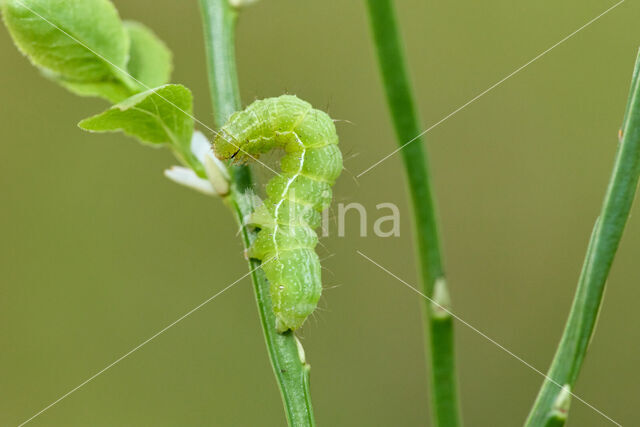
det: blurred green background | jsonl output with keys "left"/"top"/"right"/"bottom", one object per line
{"left": 1, "top": 0, "right": 639, "bottom": 425}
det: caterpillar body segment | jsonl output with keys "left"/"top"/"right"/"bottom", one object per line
{"left": 213, "top": 95, "right": 342, "bottom": 332}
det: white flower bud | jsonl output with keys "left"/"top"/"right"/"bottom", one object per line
{"left": 167, "top": 131, "right": 230, "bottom": 197}
{"left": 190, "top": 131, "right": 213, "bottom": 165}
{"left": 204, "top": 152, "right": 230, "bottom": 197}
{"left": 193, "top": 131, "right": 230, "bottom": 196}
{"left": 164, "top": 166, "right": 215, "bottom": 195}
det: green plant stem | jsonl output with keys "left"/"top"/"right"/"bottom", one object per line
{"left": 198, "top": 1, "right": 314, "bottom": 425}
{"left": 365, "top": 2, "right": 460, "bottom": 426}
{"left": 526, "top": 51, "right": 640, "bottom": 426}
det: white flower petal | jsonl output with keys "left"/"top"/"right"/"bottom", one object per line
{"left": 164, "top": 166, "right": 215, "bottom": 195}
{"left": 189, "top": 131, "right": 230, "bottom": 196}
{"left": 190, "top": 131, "right": 213, "bottom": 165}
{"left": 203, "top": 154, "right": 230, "bottom": 196}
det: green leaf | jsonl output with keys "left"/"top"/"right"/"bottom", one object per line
{"left": 78, "top": 84, "right": 203, "bottom": 175}
{"left": 1, "top": 0, "right": 139, "bottom": 101}
{"left": 125, "top": 21, "right": 172, "bottom": 89}
{"left": 79, "top": 85, "right": 192, "bottom": 146}
{"left": 3, "top": 0, "right": 126, "bottom": 80}
{"left": 61, "top": 20, "right": 175, "bottom": 102}
{"left": 56, "top": 79, "right": 135, "bottom": 104}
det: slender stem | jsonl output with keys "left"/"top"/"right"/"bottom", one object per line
{"left": 526, "top": 50, "right": 640, "bottom": 426}
{"left": 198, "top": 0, "right": 240, "bottom": 126}
{"left": 365, "top": 2, "right": 461, "bottom": 426}
{"left": 198, "top": 1, "right": 315, "bottom": 425}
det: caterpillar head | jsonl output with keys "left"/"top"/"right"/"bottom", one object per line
{"left": 213, "top": 130, "right": 246, "bottom": 162}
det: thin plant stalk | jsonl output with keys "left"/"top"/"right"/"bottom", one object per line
{"left": 365, "top": 1, "right": 461, "bottom": 426}
{"left": 526, "top": 51, "right": 640, "bottom": 426}
{"left": 198, "top": 1, "right": 315, "bottom": 425}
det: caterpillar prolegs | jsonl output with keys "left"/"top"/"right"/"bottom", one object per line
{"left": 214, "top": 95, "right": 342, "bottom": 332}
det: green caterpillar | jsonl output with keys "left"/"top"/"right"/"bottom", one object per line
{"left": 214, "top": 95, "right": 342, "bottom": 332}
